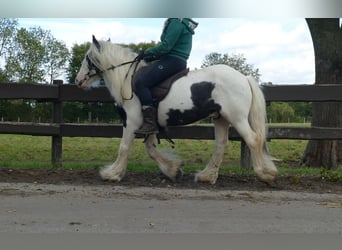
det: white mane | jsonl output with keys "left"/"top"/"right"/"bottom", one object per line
{"left": 88, "top": 41, "right": 145, "bottom": 105}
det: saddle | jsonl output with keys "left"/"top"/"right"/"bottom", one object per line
{"left": 132, "top": 67, "right": 189, "bottom": 103}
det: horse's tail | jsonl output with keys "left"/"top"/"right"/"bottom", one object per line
{"left": 246, "top": 75, "right": 267, "bottom": 147}
{"left": 246, "top": 75, "right": 278, "bottom": 183}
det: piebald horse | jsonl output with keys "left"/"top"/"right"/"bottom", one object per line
{"left": 75, "top": 36, "right": 278, "bottom": 185}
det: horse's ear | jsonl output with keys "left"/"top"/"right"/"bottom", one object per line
{"left": 92, "top": 35, "right": 101, "bottom": 51}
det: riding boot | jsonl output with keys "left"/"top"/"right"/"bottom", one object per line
{"left": 136, "top": 106, "right": 159, "bottom": 134}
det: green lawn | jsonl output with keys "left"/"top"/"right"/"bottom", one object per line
{"left": 2, "top": 133, "right": 336, "bottom": 178}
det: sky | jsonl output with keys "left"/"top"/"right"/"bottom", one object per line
{"left": 18, "top": 18, "right": 316, "bottom": 85}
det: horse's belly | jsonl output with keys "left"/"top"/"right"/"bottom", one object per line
{"left": 165, "top": 102, "right": 221, "bottom": 126}
{"left": 158, "top": 81, "right": 221, "bottom": 126}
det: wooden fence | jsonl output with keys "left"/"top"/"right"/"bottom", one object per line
{"left": 1, "top": 80, "right": 342, "bottom": 168}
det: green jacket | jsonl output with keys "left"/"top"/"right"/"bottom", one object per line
{"left": 145, "top": 18, "right": 198, "bottom": 62}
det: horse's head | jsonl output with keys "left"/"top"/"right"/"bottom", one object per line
{"left": 75, "top": 35, "right": 104, "bottom": 88}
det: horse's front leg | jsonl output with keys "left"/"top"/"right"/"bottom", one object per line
{"left": 100, "top": 126, "right": 135, "bottom": 182}
{"left": 145, "top": 134, "right": 183, "bottom": 181}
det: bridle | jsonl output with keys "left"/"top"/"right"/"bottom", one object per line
{"left": 85, "top": 54, "right": 139, "bottom": 79}
{"left": 81, "top": 53, "right": 141, "bottom": 100}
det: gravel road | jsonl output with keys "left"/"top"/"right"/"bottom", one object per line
{"left": 1, "top": 182, "right": 341, "bottom": 233}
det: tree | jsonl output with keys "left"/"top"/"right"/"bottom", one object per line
{"left": 0, "top": 68, "right": 8, "bottom": 82}
{"left": 124, "top": 41, "right": 158, "bottom": 53}
{"left": 0, "top": 18, "right": 17, "bottom": 81}
{"left": 67, "top": 42, "right": 90, "bottom": 84}
{"left": 301, "top": 18, "right": 342, "bottom": 169}
{"left": 267, "top": 102, "right": 296, "bottom": 123}
{"left": 1, "top": 21, "right": 70, "bottom": 84}
{"left": 289, "top": 102, "right": 312, "bottom": 123}
{"left": 5, "top": 27, "right": 47, "bottom": 83}
{"left": 201, "top": 52, "right": 261, "bottom": 81}
{"left": 44, "top": 35, "right": 70, "bottom": 84}
{"left": 0, "top": 18, "right": 17, "bottom": 64}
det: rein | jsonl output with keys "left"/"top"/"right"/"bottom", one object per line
{"left": 87, "top": 55, "right": 138, "bottom": 79}
{"left": 86, "top": 54, "right": 140, "bottom": 101}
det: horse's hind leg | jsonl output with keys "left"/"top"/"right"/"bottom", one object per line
{"left": 232, "top": 119, "right": 277, "bottom": 184}
{"left": 145, "top": 134, "right": 183, "bottom": 181}
{"left": 195, "top": 117, "right": 229, "bottom": 184}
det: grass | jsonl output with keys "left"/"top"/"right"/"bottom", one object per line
{"left": 0, "top": 133, "right": 341, "bottom": 179}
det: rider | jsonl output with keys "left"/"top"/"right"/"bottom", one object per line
{"left": 134, "top": 18, "right": 198, "bottom": 134}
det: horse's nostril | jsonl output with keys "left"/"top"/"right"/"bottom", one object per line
{"left": 76, "top": 79, "right": 83, "bottom": 87}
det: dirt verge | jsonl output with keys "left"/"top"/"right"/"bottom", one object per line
{"left": 1, "top": 167, "right": 341, "bottom": 194}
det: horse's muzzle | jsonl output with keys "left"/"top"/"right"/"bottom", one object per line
{"left": 76, "top": 79, "right": 84, "bottom": 88}
{"left": 75, "top": 76, "right": 88, "bottom": 88}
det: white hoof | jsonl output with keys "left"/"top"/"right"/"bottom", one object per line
{"left": 255, "top": 167, "right": 278, "bottom": 185}
{"left": 194, "top": 170, "right": 218, "bottom": 185}
{"left": 99, "top": 166, "right": 125, "bottom": 182}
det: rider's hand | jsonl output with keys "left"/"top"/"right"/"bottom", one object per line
{"left": 135, "top": 49, "right": 145, "bottom": 61}
{"left": 143, "top": 55, "right": 157, "bottom": 62}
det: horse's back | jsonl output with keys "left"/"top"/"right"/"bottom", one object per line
{"left": 196, "top": 64, "right": 249, "bottom": 85}
{"left": 174, "top": 64, "right": 252, "bottom": 102}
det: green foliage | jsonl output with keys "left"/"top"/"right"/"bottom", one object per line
{"left": 5, "top": 27, "right": 47, "bottom": 83}
{"left": 267, "top": 102, "right": 296, "bottom": 123}
{"left": 44, "top": 36, "right": 70, "bottom": 84}
{"left": 289, "top": 102, "right": 312, "bottom": 121}
{"left": 0, "top": 68, "right": 9, "bottom": 81}
{"left": 124, "top": 41, "right": 158, "bottom": 53}
{"left": 62, "top": 102, "right": 120, "bottom": 123}
{"left": 66, "top": 42, "right": 90, "bottom": 84}
{"left": 266, "top": 102, "right": 312, "bottom": 123}
{"left": 201, "top": 52, "right": 261, "bottom": 81}
{"left": 0, "top": 100, "right": 52, "bottom": 122}
{"left": 0, "top": 18, "right": 18, "bottom": 62}
{"left": 31, "top": 102, "right": 52, "bottom": 122}
{"left": 320, "top": 169, "right": 342, "bottom": 182}
{"left": 1, "top": 20, "right": 70, "bottom": 84}
{"left": 0, "top": 100, "right": 31, "bottom": 121}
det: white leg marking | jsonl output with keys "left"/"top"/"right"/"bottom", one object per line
{"left": 195, "top": 117, "right": 229, "bottom": 184}
{"left": 99, "top": 126, "right": 135, "bottom": 182}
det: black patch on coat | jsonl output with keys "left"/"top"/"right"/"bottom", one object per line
{"left": 166, "top": 82, "right": 221, "bottom": 126}
{"left": 116, "top": 105, "right": 127, "bottom": 127}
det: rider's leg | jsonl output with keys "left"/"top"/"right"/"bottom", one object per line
{"left": 135, "top": 56, "right": 186, "bottom": 134}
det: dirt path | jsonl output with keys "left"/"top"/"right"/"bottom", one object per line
{"left": 1, "top": 168, "right": 342, "bottom": 194}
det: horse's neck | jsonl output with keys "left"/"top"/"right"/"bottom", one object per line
{"left": 104, "top": 61, "right": 143, "bottom": 106}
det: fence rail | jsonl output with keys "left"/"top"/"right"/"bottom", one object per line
{"left": 1, "top": 81, "right": 342, "bottom": 168}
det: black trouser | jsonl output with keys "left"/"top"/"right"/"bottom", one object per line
{"left": 135, "top": 56, "right": 186, "bottom": 107}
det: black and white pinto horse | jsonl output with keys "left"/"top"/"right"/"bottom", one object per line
{"left": 75, "top": 36, "right": 278, "bottom": 185}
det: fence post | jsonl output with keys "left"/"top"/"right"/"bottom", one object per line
{"left": 240, "top": 140, "right": 252, "bottom": 170}
{"left": 51, "top": 80, "right": 63, "bottom": 167}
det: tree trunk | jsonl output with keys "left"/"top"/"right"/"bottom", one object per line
{"left": 301, "top": 18, "right": 342, "bottom": 169}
